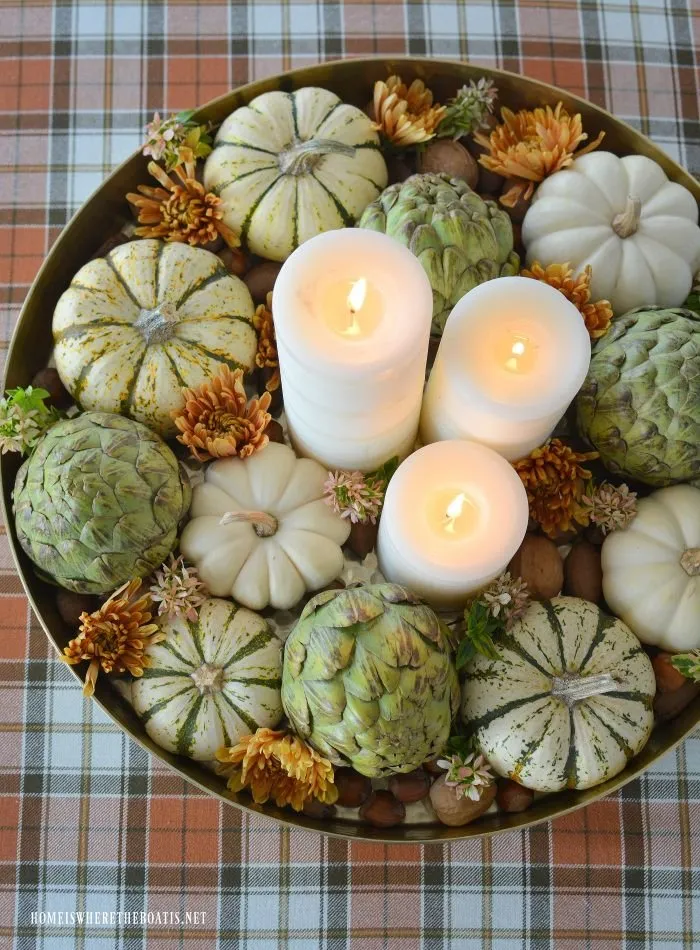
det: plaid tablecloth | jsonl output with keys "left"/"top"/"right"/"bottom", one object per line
{"left": 2, "top": 2, "right": 700, "bottom": 947}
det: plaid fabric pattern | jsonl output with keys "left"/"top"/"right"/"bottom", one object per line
{"left": 1, "top": 1, "right": 699, "bottom": 947}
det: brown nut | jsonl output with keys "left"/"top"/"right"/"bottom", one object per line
{"left": 348, "top": 520, "right": 378, "bottom": 559}
{"left": 564, "top": 540, "right": 603, "bottom": 604}
{"left": 508, "top": 535, "right": 563, "bottom": 600}
{"left": 334, "top": 767, "right": 372, "bottom": 808}
{"left": 418, "top": 140, "right": 478, "bottom": 189}
{"left": 654, "top": 679, "right": 700, "bottom": 721}
{"left": 423, "top": 758, "right": 444, "bottom": 776}
{"left": 359, "top": 790, "right": 406, "bottom": 828}
{"left": 31, "top": 367, "right": 73, "bottom": 410}
{"left": 302, "top": 798, "right": 337, "bottom": 820}
{"left": 653, "top": 653, "right": 689, "bottom": 694}
{"left": 90, "top": 232, "right": 130, "bottom": 260}
{"left": 496, "top": 779, "right": 534, "bottom": 813}
{"left": 217, "top": 246, "right": 249, "bottom": 277}
{"left": 386, "top": 152, "right": 417, "bottom": 184}
{"left": 388, "top": 769, "right": 432, "bottom": 803}
{"left": 56, "top": 589, "right": 99, "bottom": 627}
{"left": 244, "top": 261, "right": 282, "bottom": 304}
{"left": 429, "top": 775, "right": 497, "bottom": 827}
{"left": 265, "top": 419, "right": 285, "bottom": 445}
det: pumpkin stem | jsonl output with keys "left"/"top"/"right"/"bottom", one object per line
{"left": 680, "top": 547, "right": 700, "bottom": 576}
{"left": 190, "top": 662, "right": 224, "bottom": 695}
{"left": 278, "top": 138, "right": 356, "bottom": 176}
{"left": 611, "top": 195, "right": 642, "bottom": 238}
{"left": 551, "top": 672, "right": 619, "bottom": 707}
{"left": 133, "top": 301, "right": 178, "bottom": 344}
{"left": 219, "top": 509, "right": 278, "bottom": 537}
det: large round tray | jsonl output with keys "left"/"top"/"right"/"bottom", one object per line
{"left": 2, "top": 57, "right": 699, "bottom": 842}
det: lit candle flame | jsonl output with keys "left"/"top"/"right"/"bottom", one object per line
{"left": 444, "top": 492, "right": 467, "bottom": 534}
{"left": 343, "top": 277, "right": 367, "bottom": 337}
{"left": 505, "top": 337, "right": 528, "bottom": 372}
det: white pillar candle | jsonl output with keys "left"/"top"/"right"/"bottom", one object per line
{"left": 420, "top": 277, "right": 591, "bottom": 461}
{"left": 273, "top": 229, "right": 433, "bottom": 472}
{"left": 377, "top": 440, "right": 529, "bottom": 609}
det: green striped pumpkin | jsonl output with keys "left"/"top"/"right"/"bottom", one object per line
{"left": 203, "top": 87, "right": 388, "bottom": 261}
{"left": 461, "top": 597, "right": 655, "bottom": 793}
{"left": 52, "top": 239, "right": 257, "bottom": 436}
{"left": 131, "top": 598, "right": 283, "bottom": 761}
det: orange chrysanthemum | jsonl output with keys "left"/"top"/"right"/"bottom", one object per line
{"left": 521, "top": 261, "right": 613, "bottom": 339}
{"left": 63, "top": 579, "right": 164, "bottom": 697}
{"left": 172, "top": 366, "right": 271, "bottom": 463}
{"left": 474, "top": 103, "right": 605, "bottom": 207}
{"left": 514, "top": 439, "right": 599, "bottom": 538}
{"left": 216, "top": 728, "right": 338, "bottom": 812}
{"left": 253, "top": 292, "right": 280, "bottom": 393}
{"left": 370, "top": 75, "right": 446, "bottom": 147}
{"left": 126, "top": 159, "right": 241, "bottom": 249}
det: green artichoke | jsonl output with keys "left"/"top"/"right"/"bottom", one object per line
{"left": 576, "top": 307, "right": 700, "bottom": 486}
{"left": 359, "top": 173, "right": 520, "bottom": 335}
{"left": 13, "top": 411, "right": 191, "bottom": 594}
{"left": 281, "top": 583, "right": 460, "bottom": 777}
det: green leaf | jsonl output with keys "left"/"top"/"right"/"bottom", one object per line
{"left": 670, "top": 650, "right": 700, "bottom": 683}
{"left": 456, "top": 601, "right": 504, "bottom": 670}
{"left": 444, "top": 733, "right": 478, "bottom": 758}
{"left": 367, "top": 456, "right": 399, "bottom": 491}
{"left": 175, "top": 109, "right": 197, "bottom": 124}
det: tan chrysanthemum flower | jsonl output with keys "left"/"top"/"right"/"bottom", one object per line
{"left": 63, "top": 579, "right": 164, "bottom": 697}
{"left": 126, "top": 159, "right": 241, "bottom": 249}
{"left": 253, "top": 292, "right": 280, "bottom": 393}
{"left": 172, "top": 365, "right": 271, "bottom": 463}
{"left": 474, "top": 103, "right": 605, "bottom": 207}
{"left": 514, "top": 439, "right": 599, "bottom": 538}
{"left": 371, "top": 75, "right": 446, "bottom": 147}
{"left": 521, "top": 261, "right": 613, "bottom": 339}
{"left": 216, "top": 728, "right": 338, "bottom": 812}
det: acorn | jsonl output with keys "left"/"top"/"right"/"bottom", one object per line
{"left": 244, "top": 261, "right": 282, "bottom": 304}
{"left": 31, "top": 367, "right": 72, "bottom": 410}
{"left": 386, "top": 152, "right": 418, "bottom": 184}
{"left": 56, "top": 590, "right": 99, "bottom": 627}
{"left": 496, "top": 779, "right": 534, "bottom": 813}
{"left": 508, "top": 535, "right": 563, "bottom": 600}
{"left": 359, "top": 790, "right": 406, "bottom": 828}
{"left": 90, "top": 232, "right": 129, "bottom": 260}
{"left": 302, "top": 798, "right": 337, "bottom": 820}
{"left": 388, "top": 769, "right": 431, "bottom": 803}
{"left": 334, "top": 767, "right": 372, "bottom": 808}
{"left": 264, "top": 419, "right": 285, "bottom": 445}
{"left": 217, "top": 246, "right": 249, "bottom": 277}
{"left": 652, "top": 653, "right": 688, "bottom": 694}
{"left": 418, "top": 140, "right": 478, "bottom": 189}
{"left": 564, "top": 540, "right": 603, "bottom": 604}
{"left": 429, "top": 776, "right": 497, "bottom": 827}
{"left": 423, "top": 758, "right": 444, "bottom": 776}
{"left": 348, "top": 520, "right": 378, "bottom": 559}
{"left": 654, "top": 680, "right": 700, "bottom": 722}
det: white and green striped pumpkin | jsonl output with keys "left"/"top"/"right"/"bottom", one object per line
{"left": 461, "top": 597, "right": 655, "bottom": 793}
{"left": 52, "top": 239, "right": 257, "bottom": 436}
{"left": 131, "top": 598, "right": 283, "bottom": 761}
{"left": 203, "top": 87, "right": 388, "bottom": 261}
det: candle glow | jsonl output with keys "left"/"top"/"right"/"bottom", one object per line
{"left": 342, "top": 277, "right": 367, "bottom": 336}
{"left": 443, "top": 492, "right": 468, "bottom": 535}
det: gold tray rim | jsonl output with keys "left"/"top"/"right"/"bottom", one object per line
{"left": 2, "top": 55, "right": 699, "bottom": 843}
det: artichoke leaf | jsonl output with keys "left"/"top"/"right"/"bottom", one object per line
{"left": 326, "top": 587, "right": 384, "bottom": 627}
{"left": 301, "top": 625, "right": 355, "bottom": 680}
{"left": 303, "top": 677, "right": 347, "bottom": 722}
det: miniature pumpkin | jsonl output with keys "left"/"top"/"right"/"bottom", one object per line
{"left": 52, "top": 239, "right": 257, "bottom": 436}
{"left": 602, "top": 485, "right": 700, "bottom": 651}
{"left": 461, "top": 597, "right": 655, "bottom": 792}
{"left": 131, "top": 597, "right": 283, "bottom": 761}
{"left": 203, "top": 87, "right": 388, "bottom": 261}
{"left": 522, "top": 151, "right": 700, "bottom": 313}
{"left": 179, "top": 442, "right": 351, "bottom": 610}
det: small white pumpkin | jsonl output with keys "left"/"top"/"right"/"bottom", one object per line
{"left": 203, "top": 87, "right": 388, "bottom": 261}
{"left": 462, "top": 597, "right": 655, "bottom": 792}
{"left": 131, "top": 597, "right": 283, "bottom": 761}
{"left": 53, "top": 239, "right": 257, "bottom": 436}
{"left": 180, "top": 442, "right": 351, "bottom": 610}
{"left": 602, "top": 485, "right": 700, "bottom": 651}
{"left": 522, "top": 151, "right": 700, "bottom": 314}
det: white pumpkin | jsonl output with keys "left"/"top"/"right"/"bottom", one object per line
{"left": 522, "top": 151, "right": 700, "bottom": 314}
{"left": 203, "top": 87, "right": 388, "bottom": 261}
{"left": 53, "top": 239, "right": 257, "bottom": 435}
{"left": 180, "top": 442, "right": 351, "bottom": 610}
{"left": 462, "top": 597, "right": 655, "bottom": 792}
{"left": 602, "top": 485, "right": 700, "bottom": 651}
{"left": 131, "top": 597, "right": 283, "bottom": 761}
